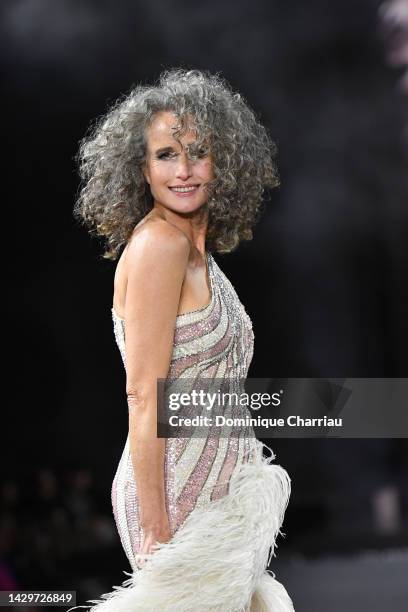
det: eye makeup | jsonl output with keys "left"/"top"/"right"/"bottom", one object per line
{"left": 154, "top": 144, "right": 210, "bottom": 161}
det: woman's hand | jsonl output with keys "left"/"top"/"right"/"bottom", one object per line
{"left": 142, "top": 520, "right": 172, "bottom": 553}
{"left": 136, "top": 515, "right": 172, "bottom": 568}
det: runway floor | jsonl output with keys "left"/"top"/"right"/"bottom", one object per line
{"left": 274, "top": 548, "right": 408, "bottom": 612}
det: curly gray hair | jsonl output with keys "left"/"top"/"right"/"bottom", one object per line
{"left": 74, "top": 68, "right": 280, "bottom": 259}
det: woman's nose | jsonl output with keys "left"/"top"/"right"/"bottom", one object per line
{"left": 175, "top": 152, "right": 192, "bottom": 180}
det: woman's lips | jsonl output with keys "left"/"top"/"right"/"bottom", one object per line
{"left": 168, "top": 185, "right": 200, "bottom": 197}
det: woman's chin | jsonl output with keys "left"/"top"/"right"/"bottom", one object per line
{"left": 157, "top": 199, "right": 208, "bottom": 216}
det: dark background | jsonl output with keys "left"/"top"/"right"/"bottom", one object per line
{"left": 2, "top": 1, "right": 408, "bottom": 610}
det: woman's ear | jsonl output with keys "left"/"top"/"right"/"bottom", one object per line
{"left": 142, "top": 163, "right": 151, "bottom": 185}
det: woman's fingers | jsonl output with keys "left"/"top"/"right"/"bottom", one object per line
{"left": 135, "top": 552, "right": 152, "bottom": 569}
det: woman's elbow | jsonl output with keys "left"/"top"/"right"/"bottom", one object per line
{"left": 126, "top": 385, "right": 154, "bottom": 413}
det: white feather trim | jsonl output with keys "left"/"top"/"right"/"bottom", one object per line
{"left": 68, "top": 443, "right": 294, "bottom": 612}
{"left": 250, "top": 572, "right": 294, "bottom": 612}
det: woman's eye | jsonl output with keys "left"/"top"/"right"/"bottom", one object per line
{"left": 157, "top": 152, "right": 173, "bottom": 160}
{"left": 189, "top": 146, "right": 209, "bottom": 159}
{"left": 156, "top": 147, "right": 209, "bottom": 161}
{"left": 196, "top": 148, "right": 208, "bottom": 158}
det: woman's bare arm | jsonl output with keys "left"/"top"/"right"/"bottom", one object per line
{"left": 123, "top": 222, "right": 190, "bottom": 555}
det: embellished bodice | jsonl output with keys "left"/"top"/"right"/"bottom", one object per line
{"left": 111, "top": 252, "right": 254, "bottom": 378}
{"left": 111, "top": 252, "right": 260, "bottom": 559}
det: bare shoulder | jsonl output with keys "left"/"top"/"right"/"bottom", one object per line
{"left": 125, "top": 217, "right": 191, "bottom": 272}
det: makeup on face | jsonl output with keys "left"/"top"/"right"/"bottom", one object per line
{"left": 143, "top": 112, "right": 214, "bottom": 211}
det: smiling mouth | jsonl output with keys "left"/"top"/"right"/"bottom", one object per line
{"left": 169, "top": 185, "right": 200, "bottom": 193}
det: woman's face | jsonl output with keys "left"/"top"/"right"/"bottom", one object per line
{"left": 142, "top": 111, "right": 214, "bottom": 214}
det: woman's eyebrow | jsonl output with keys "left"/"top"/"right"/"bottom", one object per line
{"left": 154, "top": 145, "right": 176, "bottom": 155}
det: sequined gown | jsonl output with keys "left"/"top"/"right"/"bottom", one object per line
{"left": 78, "top": 253, "right": 294, "bottom": 612}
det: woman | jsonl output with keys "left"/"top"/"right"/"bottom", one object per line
{"left": 71, "top": 68, "right": 294, "bottom": 612}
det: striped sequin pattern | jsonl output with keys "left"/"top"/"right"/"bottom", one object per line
{"left": 111, "top": 253, "right": 258, "bottom": 569}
